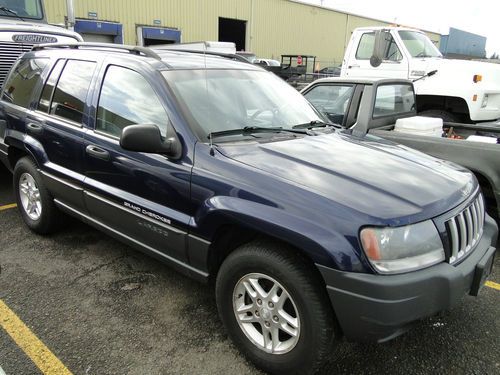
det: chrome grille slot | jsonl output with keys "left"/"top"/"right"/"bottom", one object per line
{"left": 446, "top": 194, "right": 484, "bottom": 264}
{"left": 0, "top": 42, "right": 34, "bottom": 88}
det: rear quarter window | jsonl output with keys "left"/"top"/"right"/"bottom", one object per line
{"left": 2, "top": 58, "right": 48, "bottom": 108}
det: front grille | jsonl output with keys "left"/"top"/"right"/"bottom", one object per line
{"left": 0, "top": 42, "right": 34, "bottom": 88}
{"left": 446, "top": 193, "right": 485, "bottom": 264}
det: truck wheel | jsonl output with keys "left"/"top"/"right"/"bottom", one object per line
{"left": 216, "top": 241, "right": 336, "bottom": 374}
{"left": 419, "top": 109, "right": 457, "bottom": 123}
{"left": 13, "top": 157, "right": 63, "bottom": 234}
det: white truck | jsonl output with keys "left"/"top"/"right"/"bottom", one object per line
{"left": 341, "top": 27, "right": 500, "bottom": 123}
{"left": 0, "top": 0, "right": 82, "bottom": 87}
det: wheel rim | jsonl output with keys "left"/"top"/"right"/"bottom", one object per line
{"left": 233, "top": 272, "right": 301, "bottom": 354}
{"left": 19, "top": 172, "right": 42, "bottom": 221}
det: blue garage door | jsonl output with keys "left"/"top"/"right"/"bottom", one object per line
{"left": 75, "top": 20, "right": 123, "bottom": 44}
{"left": 141, "top": 27, "right": 181, "bottom": 46}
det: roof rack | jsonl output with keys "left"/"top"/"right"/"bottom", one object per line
{"left": 153, "top": 48, "right": 251, "bottom": 63}
{"left": 31, "top": 42, "right": 161, "bottom": 60}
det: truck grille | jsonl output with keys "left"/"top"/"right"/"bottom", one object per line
{"left": 446, "top": 193, "right": 485, "bottom": 264}
{"left": 0, "top": 42, "right": 34, "bottom": 88}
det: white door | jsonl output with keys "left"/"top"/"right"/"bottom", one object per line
{"left": 344, "top": 31, "right": 409, "bottom": 79}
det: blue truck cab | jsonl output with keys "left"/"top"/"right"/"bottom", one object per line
{"left": 0, "top": 43, "right": 496, "bottom": 375}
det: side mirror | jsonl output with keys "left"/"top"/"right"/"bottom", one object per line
{"left": 120, "top": 124, "right": 182, "bottom": 159}
{"left": 370, "top": 30, "right": 388, "bottom": 68}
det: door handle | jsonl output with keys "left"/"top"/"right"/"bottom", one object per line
{"left": 348, "top": 64, "right": 360, "bottom": 68}
{"left": 86, "top": 145, "right": 110, "bottom": 160}
{"left": 27, "top": 122, "right": 43, "bottom": 135}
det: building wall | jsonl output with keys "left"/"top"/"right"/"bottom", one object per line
{"left": 440, "top": 27, "right": 486, "bottom": 59}
{"left": 45, "top": 0, "right": 441, "bottom": 65}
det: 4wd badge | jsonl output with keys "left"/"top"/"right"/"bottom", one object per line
{"left": 12, "top": 34, "right": 58, "bottom": 43}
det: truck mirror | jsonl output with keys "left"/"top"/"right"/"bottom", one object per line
{"left": 370, "top": 30, "right": 387, "bottom": 68}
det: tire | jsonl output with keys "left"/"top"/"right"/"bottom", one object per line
{"left": 216, "top": 240, "right": 336, "bottom": 375}
{"left": 419, "top": 109, "right": 457, "bottom": 123}
{"left": 13, "top": 157, "right": 63, "bottom": 234}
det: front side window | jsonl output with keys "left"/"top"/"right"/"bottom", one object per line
{"left": 96, "top": 66, "right": 169, "bottom": 138}
{"left": 0, "top": 0, "right": 43, "bottom": 20}
{"left": 163, "top": 69, "right": 322, "bottom": 141}
{"left": 373, "top": 84, "right": 415, "bottom": 118}
{"left": 2, "top": 58, "right": 48, "bottom": 108}
{"left": 304, "top": 85, "right": 354, "bottom": 126}
{"left": 356, "top": 32, "right": 402, "bottom": 62}
{"left": 50, "top": 60, "right": 96, "bottom": 124}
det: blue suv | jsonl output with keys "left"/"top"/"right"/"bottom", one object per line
{"left": 0, "top": 43, "right": 496, "bottom": 375}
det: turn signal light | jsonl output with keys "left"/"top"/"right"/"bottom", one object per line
{"left": 360, "top": 229, "right": 381, "bottom": 260}
{"left": 473, "top": 74, "right": 482, "bottom": 83}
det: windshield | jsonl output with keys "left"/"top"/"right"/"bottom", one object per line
{"left": 0, "top": 0, "right": 43, "bottom": 20}
{"left": 398, "top": 31, "right": 442, "bottom": 58}
{"left": 163, "top": 69, "right": 323, "bottom": 141}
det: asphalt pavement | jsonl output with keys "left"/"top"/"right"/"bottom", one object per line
{"left": 0, "top": 164, "right": 498, "bottom": 375}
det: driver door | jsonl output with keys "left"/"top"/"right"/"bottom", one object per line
{"left": 83, "top": 63, "right": 193, "bottom": 263}
{"left": 345, "top": 31, "right": 409, "bottom": 79}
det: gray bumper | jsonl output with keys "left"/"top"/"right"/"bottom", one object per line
{"left": 317, "top": 215, "right": 497, "bottom": 343}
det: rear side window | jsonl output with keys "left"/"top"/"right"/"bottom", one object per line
{"left": 373, "top": 84, "right": 415, "bottom": 118}
{"left": 38, "top": 59, "right": 65, "bottom": 113}
{"left": 49, "top": 60, "right": 96, "bottom": 124}
{"left": 96, "top": 66, "right": 168, "bottom": 138}
{"left": 2, "top": 58, "right": 48, "bottom": 108}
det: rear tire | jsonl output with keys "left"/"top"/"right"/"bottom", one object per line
{"left": 13, "top": 157, "right": 63, "bottom": 234}
{"left": 216, "top": 240, "right": 336, "bottom": 374}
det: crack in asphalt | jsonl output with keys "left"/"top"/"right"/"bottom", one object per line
{"left": 67, "top": 255, "right": 128, "bottom": 286}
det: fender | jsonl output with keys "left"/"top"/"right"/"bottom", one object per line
{"left": 188, "top": 196, "right": 368, "bottom": 274}
{"left": 4, "top": 129, "right": 47, "bottom": 169}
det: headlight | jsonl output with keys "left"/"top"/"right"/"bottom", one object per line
{"left": 481, "top": 94, "right": 489, "bottom": 108}
{"left": 360, "top": 220, "right": 445, "bottom": 274}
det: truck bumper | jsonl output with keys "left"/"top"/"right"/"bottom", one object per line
{"left": 316, "top": 215, "right": 497, "bottom": 343}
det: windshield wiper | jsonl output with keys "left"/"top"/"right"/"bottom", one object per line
{"left": 207, "top": 126, "right": 305, "bottom": 140}
{"left": 0, "top": 6, "right": 25, "bottom": 21}
{"left": 292, "top": 120, "right": 340, "bottom": 130}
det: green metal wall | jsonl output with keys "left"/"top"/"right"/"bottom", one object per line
{"left": 44, "top": 0, "right": 441, "bottom": 66}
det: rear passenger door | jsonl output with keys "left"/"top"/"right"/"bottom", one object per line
{"left": 83, "top": 63, "right": 192, "bottom": 263}
{"left": 30, "top": 59, "right": 97, "bottom": 211}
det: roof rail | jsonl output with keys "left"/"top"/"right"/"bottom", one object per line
{"left": 31, "top": 42, "right": 161, "bottom": 60}
{"left": 153, "top": 48, "right": 251, "bottom": 63}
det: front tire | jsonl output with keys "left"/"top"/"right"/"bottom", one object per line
{"left": 13, "top": 157, "right": 63, "bottom": 234}
{"left": 419, "top": 109, "right": 457, "bottom": 123}
{"left": 216, "top": 241, "right": 336, "bottom": 374}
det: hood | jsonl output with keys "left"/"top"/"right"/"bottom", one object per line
{"left": 414, "top": 58, "right": 500, "bottom": 92}
{"left": 0, "top": 19, "right": 82, "bottom": 41}
{"left": 218, "top": 132, "right": 476, "bottom": 224}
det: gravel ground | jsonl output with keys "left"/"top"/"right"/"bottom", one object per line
{"left": 0, "top": 164, "right": 498, "bottom": 375}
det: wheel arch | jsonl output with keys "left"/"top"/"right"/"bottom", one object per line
{"left": 416, "top": 94, "right": 471, "bottom": 122}
{"left": 190, "top": 198, "right": 361, "bottom": 280}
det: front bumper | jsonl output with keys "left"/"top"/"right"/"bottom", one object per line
{"left": 317, "top": 214, "right": 497, "bottom": 343}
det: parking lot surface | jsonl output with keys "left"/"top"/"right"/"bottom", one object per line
{"left": 0, "top": 164, "right": 498, "bottom": 375}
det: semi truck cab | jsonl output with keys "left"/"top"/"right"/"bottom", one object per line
{"left": 0, "top": 0, "right": 82, "bottom": 87}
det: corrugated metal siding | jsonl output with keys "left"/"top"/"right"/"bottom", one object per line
{"left": 44, "top": 0, "right": 440, "bottom": 65}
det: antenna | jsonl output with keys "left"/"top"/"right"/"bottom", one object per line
{"left": 203, "top": 42, "right": 215, "bottom": 156}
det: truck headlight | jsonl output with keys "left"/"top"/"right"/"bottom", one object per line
{"left": 481, "top": 94, "right": 489, "bottom": 108}
{"left": 360, "top": 220, "right": 445, "bottom": 274}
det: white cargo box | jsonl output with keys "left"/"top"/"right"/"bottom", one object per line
{"left": 394, "top": 116, "right": 443, "bottom": 137}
